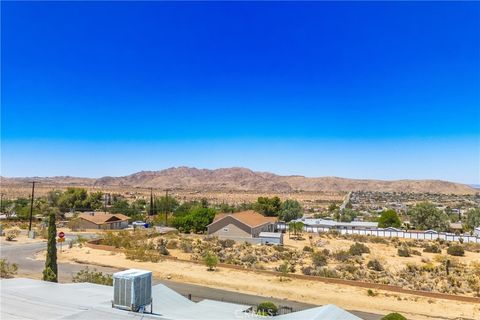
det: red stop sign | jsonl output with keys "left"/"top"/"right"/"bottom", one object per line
{"left": 58, "top": 231, "right": 65, "bottom": 238}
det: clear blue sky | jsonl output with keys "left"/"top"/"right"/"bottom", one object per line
{"left": 1, "top": 2, "right": 479, "bottom": 183}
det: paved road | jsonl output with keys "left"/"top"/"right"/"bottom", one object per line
{"left": 0, "top": 233, "right": 117, "bottom": 281}
{"left": 0, "top": 239, "right": 381, "bottom": 320}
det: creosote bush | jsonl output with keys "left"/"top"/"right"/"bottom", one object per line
{"left": 72, "top": 267, "right": 113, "bottom": 286}
{"left": 423, "top": 244, "right": 441, "bottom": 253}
{"left": 367, "top": 259, "right": 384, "bottom": 271}
{"left": 0, "top": 259, "right": 18, "bottom": 278}
{"left": 256, "top": 301, "right": 278, "bottom": 316}
{"left": 398, "top": 246, "right": 411, "bottom": 257}
{"left": 447, "top": 245, "right": 465, "bottom": 257}
{"left": 5, "top": 228, "right": 21, "bottom": 241}
{"left": 311, "top": 252, "right": 328, "bottom": 267}
{"left": 381, "top": 312, "right": 407, "bottom": 320}
{"left": 349, "top": 242, "right": 370, "bottom": 256}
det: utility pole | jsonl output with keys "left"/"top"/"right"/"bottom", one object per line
{"left": 103, "top": 193, "right": 108, "bottom": 214}
{"left": 0, "top": 193, "right": 4, "bottom": 214}
{"left": 28, "top": 181, "right": 36, "bottom": 232}
{"left": 149, "top": 188, "right": 154, "bottom": 216}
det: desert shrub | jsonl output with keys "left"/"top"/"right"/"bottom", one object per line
{"left": 72, "top": 267, "right": 113, "bottom": 286}
{"left": 0, "top": 259, "right": 18, "bottom": 278}
{"left": 398, "top": 246, "right": 411, "bottom": 257}
{"left": 320, "top": 248, "right": 330, "bottom": 256}
{"left": 125, "top": 247, "right": 161, "bottom": 262}
{"left": 411, "top": 249, "right": 422, "bottom": 256}
{"left": 423, "top": 244, "right": 441, "bottom": 253}
{"left": 312, "top": 252, "right": 328, "bottom": 267}
{"left": 257, "top": 301, "right": 278, "bottom": 316}
{"left": 350, "top": 234, "right": 369, "bottom": 243}
{"left": 166, "top": 239, "right": 178, "bottom": 249}
{"left": 333, "top": 250, "right": 351, "bottom": 262}
{"left": 241, "top": 254, "right": 257, "bottom": 265}
{"left": 349, "top": 242, "right": 370, "bottom": 256}
{"left": 5, "top": 228, "right": 21, "bottom": 241}
{"left": 336, "top": 262, "right": 359, "bottom": 274}
{"left": 180, "top": 240, "right": 193, "bottom": 253}
{"left": 219, "top": 238, "right": 235, "bottom": 248}
{"left": 447, "top": 245, "right": 465, "bottom": 257}
{"left": 327, "top": 230, "right": 340, "bottom": 237}
{"left": 382, "top": 313, "right": 407, "bottom": 320}
{"left": 301, "top": 266, "right": 314, "bottom": 275}
{"left": 156, "top": 238, "right": 170, "bottom": 256}
{"left": 367, "top": 289, "right": 377, "bottom": 297}
{"left": 369, "top": 237, "right": 389, "bottom": 244}
{"left": 203, "top": 251, "right": 218, "bottom": 271}
{"left": 273, "top": 245, "right": 286, "bottom": 252}
{"left": 463, "top": 242, "right": 480, "bottom": 253}
{"left": 303, "top": 246, "right": 313, "bottom": 252}
{"left": 101, "top": 231, "right": 135, "bottom": 249}
{"left": 317, "top": 267, "right": 339, "bottom": 278}
{"left": 367, "top": 259, "right": 384, "bottom": 271}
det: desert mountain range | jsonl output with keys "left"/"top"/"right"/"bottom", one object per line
{"left": 1, "top": 167, "right": 477, "bottom": 194}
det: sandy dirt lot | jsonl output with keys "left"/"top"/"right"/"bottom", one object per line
{"left": 43, "top": 245, "right": 480, "bottom": 320}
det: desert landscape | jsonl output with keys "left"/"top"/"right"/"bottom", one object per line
{"left": 28, "top": 229, "right": 479, "bottom": 320}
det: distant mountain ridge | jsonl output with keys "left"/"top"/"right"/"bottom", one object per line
{"left": 1, "top": 167, "right": 477, "bottom": 194}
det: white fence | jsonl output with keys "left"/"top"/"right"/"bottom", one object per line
{"left": 277, "top": 223, "right": 480, "bottom": 243}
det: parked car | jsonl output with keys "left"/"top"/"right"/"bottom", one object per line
{"left": 132, "top": 221, "right": 147, "bottom": 228}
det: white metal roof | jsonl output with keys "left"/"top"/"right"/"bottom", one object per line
{"left": 296, "top": 218, "right": 378, "bottom": 228}
{"left": 259, "top": 232, "right": 283, "bottom": 238}
{"left": 1, "top": 278, "right": 363, "bottom": 320}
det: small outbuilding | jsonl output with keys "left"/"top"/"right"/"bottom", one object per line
{"left": 259, "top": 232, "right": 283, "bottom": 245}
{"left": 474, "top": 227, "right": 480, "bottom": 237}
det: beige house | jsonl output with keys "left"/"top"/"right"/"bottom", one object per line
{"left": 77, "top": 212, "right": 130, "bottom": 230}
{"left": 207, "top": 210, "right": 277, "bottom": 240}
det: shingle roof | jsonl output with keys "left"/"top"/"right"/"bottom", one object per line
{"left": 78, "top": 213, "right": 130, "bottom": 225}
{"left": 212, "top": 210, "right": 277, "bottom": 228}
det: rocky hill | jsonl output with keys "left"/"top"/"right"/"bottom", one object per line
{"left": 3, "top": 167, "right": 473, "bottom": 194}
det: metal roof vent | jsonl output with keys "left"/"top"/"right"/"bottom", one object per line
{"left": 113, "top": 269, "right": 152, "bottom": 312}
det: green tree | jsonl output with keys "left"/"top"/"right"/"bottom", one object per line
{"left": 254, "top": 196, "right": 282, "bottom": 217}
{"left": 278, "top": 199, "right": 303, "bottom": 222}
{"left": 378, "top": 209, "right": 402, "bottom": 228}
{"left": 288, "top": 221, "right": 304, "bottom": 238}
{"left": 153, "top": 196, "right": 179, "bottom": 215}
{"left": 203, "top": 251, "right": 218, "bottom": 271}
{"left": 43, "top": 212, "right": 58, "bottom": 282}
{"left": 408, "top": 202, "right": 449, "bottom": 231}
{"left": 340, "top": 208, "right": 358, "bottom": 222}
{"left": 171, "top": 206, "right": 216, "bottom": 233}
{"left": 110, "top": 199, "right": 141, "bottom": 217}
{"left": 328, "top": 203, "right": 339, "bottom": 212}
{"left": 466, "top": 208, "right": 480, "bottom": 230}
{"left": 86, "top": 191, "right": 104, "bottom": 210}
{"left": 46, "top": 190, "right": 63, "bottom": 207}
{"left": 57, "top": 188, "right": 88, "bottom": 212}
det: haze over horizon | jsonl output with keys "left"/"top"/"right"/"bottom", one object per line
{"left": 2, "top": 2, "right": 479, "bottom": 184}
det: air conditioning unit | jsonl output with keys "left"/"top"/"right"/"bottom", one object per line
{"left": 113, "top": 269, "right": 152, "bottom": 312}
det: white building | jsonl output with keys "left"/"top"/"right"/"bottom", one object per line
{"left": 294, "top": 218, "right": 378, "bottom": 230}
